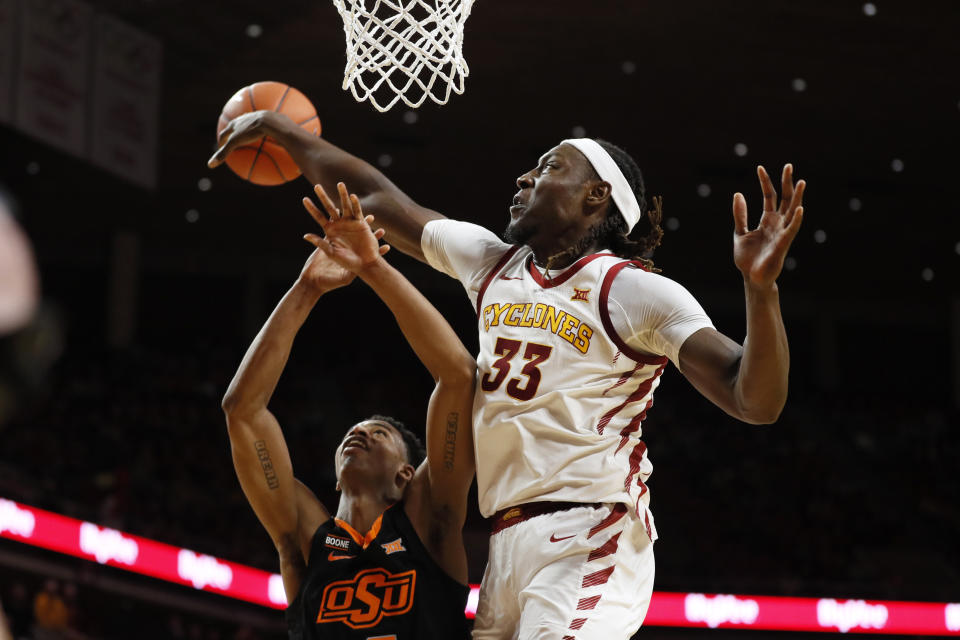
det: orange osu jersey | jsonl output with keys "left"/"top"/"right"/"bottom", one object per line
{"left": 285, "top": 502, "right": 469, "bottom": 640}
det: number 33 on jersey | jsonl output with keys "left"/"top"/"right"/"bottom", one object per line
{"left": 472, "top": 250, "right": 668, "bottom": 537}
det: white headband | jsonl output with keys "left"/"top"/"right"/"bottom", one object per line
{"left": 562, "top": 138, "right": 643, "bottom": 232}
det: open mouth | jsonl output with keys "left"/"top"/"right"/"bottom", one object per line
{"left": 342, "top": 437, "right": 368, "bottom": 453}
{"left": 510, "top": 192, "right": 528, "bottom": 216}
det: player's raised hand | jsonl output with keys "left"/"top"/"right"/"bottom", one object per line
{"left": 302, "top": 182, "right": 390, "bottom": 274}
{"left": 207, "top": 110, "right": 289, "bottom": 168}
{"left": 297, "top": 246, "right": 355, "bottom": 295}
{"left": 732, "top": 164, "right": 805, "bottom": 289}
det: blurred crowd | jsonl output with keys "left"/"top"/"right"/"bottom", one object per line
{"left": 0, "top": 575, "right": 272, "bottom": 640}
{"left": 0, "top": 342, "right": 349, "bottom": 575}
{"left": 0, "top": 328, "right": 957, "bottom": 640}
{"left": 642, "top": 379, "right": 960, "bottom": 601}
{"left": 1, "top": 341, "right": 957, "bottom": 602}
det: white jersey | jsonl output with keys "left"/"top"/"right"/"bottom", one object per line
{"left": 422, "top": 220, "right": 714, "bottom": 538}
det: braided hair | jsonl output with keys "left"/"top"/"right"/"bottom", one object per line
{"left": 545, "top": 139, "right": 664, "bottom": 272}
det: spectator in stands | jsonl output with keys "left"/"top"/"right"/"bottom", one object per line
{"left": 0, "top": 187, "right": 39, "bottom": 428}
{"left": 33, "top": 579, "right": 68, "bottom": 637}
{"left": 0, "top": 599, "right": 12, "bottom": 640}
{"left": 1, "top": 583, "right": 31, "bottom": 639}
{"left": 0, "top": 187, "right": 37, "bottom": 337}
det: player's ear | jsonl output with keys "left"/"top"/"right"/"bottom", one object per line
{"left": 586, "top": 180, "right": 611, "bottom": 204}
{"left": 396, "top": 463, "right": 415, "bottom": 487}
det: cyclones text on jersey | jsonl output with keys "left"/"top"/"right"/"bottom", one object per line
{"left": 480, "top": 301, "right": 593, "bottom": 354}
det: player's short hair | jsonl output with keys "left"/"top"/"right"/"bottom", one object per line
{"left": 545, "top": 139, "right": 664, "bottom": 272}
{"left": 366, "top": 414, "right": 426, "bottom": 468}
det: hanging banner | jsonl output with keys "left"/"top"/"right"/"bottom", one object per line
{"left": 0, "top": 0, "right": 16, "bottom": 124}
{"left": 14, "top": 0, "right": 93, "bottom": 156}
{"left": 89, "top": 13, "right": 161, "bottom": 189}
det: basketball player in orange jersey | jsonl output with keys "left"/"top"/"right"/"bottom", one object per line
{"left": 222, "top": 184, "right": 476, "bottom": 638}
{"left": 211, "top": 114, "right": 805, "bottom": 639}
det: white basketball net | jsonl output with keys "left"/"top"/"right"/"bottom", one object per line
{"left": 332, "top": 0, "right": 476, "bottom": 112}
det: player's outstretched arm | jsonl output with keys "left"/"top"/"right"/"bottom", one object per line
{"left": 208, "top": 111, "right": 444, "bottom": 261}
{"left": 222, "top": 249, "right": 354, "bottom": 600}
{"left": 303, "top": 183, "right": 476, "bottom": 584}
{"left": 678, "top": 164, "right": 805, "bottom": 425}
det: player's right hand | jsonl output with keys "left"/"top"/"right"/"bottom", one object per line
{"left": 731, "top": 164, "right": 805, "bottom": 290}
{"left": 302, "top": 182, "right": 390, "bottom": 274}
{"left": 207, "top": 110, "right": 290, "bottom": 168}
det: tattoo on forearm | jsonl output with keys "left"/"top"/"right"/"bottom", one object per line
{"left": 254, "top": 440, "right": 280, "bottom": 490}
{"left": 443, "top": 413, "right": 458, "bottom": 471}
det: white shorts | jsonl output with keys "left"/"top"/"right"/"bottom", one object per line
{"left": 472, "top": 503, "right": 655, "bottom": 640}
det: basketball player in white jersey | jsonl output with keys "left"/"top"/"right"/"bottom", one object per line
{"left": 211, "top": 113, "right": 805, "bottom": 639}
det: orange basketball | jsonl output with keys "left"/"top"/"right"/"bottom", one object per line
{"left": 216, "top": 81, "right": 321, "bottom": 186}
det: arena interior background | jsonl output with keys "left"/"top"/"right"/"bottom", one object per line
{"left": 0, "top": 0, "right": 958, "bottom": 638}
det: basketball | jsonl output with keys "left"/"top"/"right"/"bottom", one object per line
{"left": 216, "top": 81, "right": 321, "bottom": 186}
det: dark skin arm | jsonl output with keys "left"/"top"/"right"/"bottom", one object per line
{"left": 221, "top": 248, "right": 356, "bottom": 602}
{"left": 208, "top": 111, "right": 444, "bottom": 260}
{"left": 302, "top": 183, "right": 477, "bottom": 584}
{"left": 677, "top": 164, "right": 805, "bottom": 424}
{"left": 211, "top": 114, "right": 802, "bottom": 424}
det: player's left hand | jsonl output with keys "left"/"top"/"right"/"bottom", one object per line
{"left": 732, "top": 164, "right": 805, "bottom": 289}
{"left": 302, "top": 182, "right": 390, "bottom": 274}
{"left": 297, "top": 246, "right": 355, "bottom": 295}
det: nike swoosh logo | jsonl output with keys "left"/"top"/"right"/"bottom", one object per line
{"left": 328, "top": 552, "right": 357, "bottom": 561}
{"left": 499, "top": 275, "right": 523, "bottom": 280}
{"left": 550, "top": 533, "right": 575, "bottom": 543}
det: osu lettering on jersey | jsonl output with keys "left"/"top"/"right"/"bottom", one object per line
{"left": 285, "top": 502, "right": 470, "bottom": 640}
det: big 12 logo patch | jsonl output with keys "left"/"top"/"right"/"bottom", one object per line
{"left": 317, "top": 568, "right": 416, "bottom": 629}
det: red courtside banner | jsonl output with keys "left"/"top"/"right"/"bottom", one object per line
{"left": 2, "top": 498, "right": 959, "bottom": 634}
{"left": 0, "top": 497, "right": 287, "bottom": 609}
{"left": 646, "top": 591, "right": 960, "bottom": 635}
